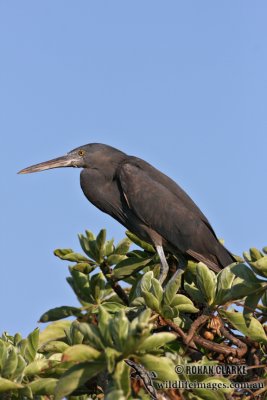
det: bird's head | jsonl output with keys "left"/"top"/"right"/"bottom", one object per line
{"left": 18, "top": 143, "right": 126, "bottom": 174}
{"left": 18, "top": 147, "right": 88, "bottom": 174}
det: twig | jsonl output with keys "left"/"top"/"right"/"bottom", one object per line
{"left": 193, "top": 335, "right": 241, "bottom": 357}
{"left": 163, "top": 317, "right": 245, "bottom": 359}
{"left": 162, "top": 318, "right": 187, "bottom": 339}
{"left": 250, "top": 381, "right": 267, "bottom": 399}
{"left": 246, "top": 364, "right": 267, "bottom": 370}
{"left": 100, "top": 261, "right": 129, "bottom": 306}
{"left": 158, "top": 316, "right": 203, "bottom": 361}
{"left": 185, "top": 314, "right": 209, "bottom": 345}
{"left": 219, "top": 319, "right": 247, "bottom": 358}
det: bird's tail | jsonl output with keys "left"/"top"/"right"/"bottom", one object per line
{"left": 187, "top": 243, "right": 235, "bottom": 273}
{"left": 186, "top": 249, "right": 222, "bottom": 273}
{"left": 215, "top": 241, "right": 236, "bottom": 268}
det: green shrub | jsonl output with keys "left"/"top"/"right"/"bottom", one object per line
{"left": 1, "top": 229, "right": 267, "bottom": 399}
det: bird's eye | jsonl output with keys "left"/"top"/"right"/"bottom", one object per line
{"left": 78, "top": 150, "right": 85, "bottom": 157}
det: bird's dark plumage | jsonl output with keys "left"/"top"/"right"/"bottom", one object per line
{"left": 18, "top": 143, "right": 234, "bottom": 277}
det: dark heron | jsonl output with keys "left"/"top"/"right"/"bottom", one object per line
{"left": 18, "top": 143, "right": 234, "bottom": 282}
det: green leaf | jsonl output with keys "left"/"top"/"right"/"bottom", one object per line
{"left": 127, "top": 249, "right": 149, "bottom": 258}
{"left": 54, "top": 360, "right": 106, "bottom": 400}
{"left": 17, "top": 338, "right": 27, "bottom": 357}
{"left": 138, "top": 332, "right": 176, "bottom": 351}
{"left": 98, "top": 306, "right": 114, "bottom": 347}
{"left": 68, "top": 269, "right": 92, "bottom": 303}
{"left": 184, "top": 260, "right": 198, "bottom": 282}
{"left": 104, "top": 347, "right": 120, "bottom": 373}
{"left": 215, "top": 266, "right": 235, "bottom": 304}
{"left": 161, "top": 304, "right": 176, "bottom": 319}
{"left": 104, "top": 238, "right": 115, "bottom": 256}
{"left": 250, "top": 248, "right": 264, "bottom": 261}
{"left": 251, "top": 256, "right": 267, "bottom": 277}
{"left": 107, "top": 254, "right": 127, "bottom": 266}
{"left": 54, "top": 248, "right": 73, "bottom": 259}
{"left": 138, "top": 354, "right": 177, "bottom": 381}
{"left": 1, "top": 347, "right": 18, "bottom": 379}
{"left": 27, "top": 378, "right": 58, "bottom": 395}
{"left": 138, "top": 308, "right": 152, "bottom": 324}
{"left": 113, "top": 360, "right": 131, "bottom": 398}
{"left": 19, "top": 386, "right": 33, "bottom": 399}
{"left": 125, "top": 313, "right": 152, "bottom": 353}
{"left": 85, "top": 230, "right": 95, "bottom": 240}
{"left": 62, "top": 344, "right": 101, "bottom": 362}
{"left": 68, "top": 322, "right": 84, "bottom": 345}
{"left": 244, "top": 291, "right": 263, "bottom": 326}
{"left": 110, "top": 311, "right": 129, "bottom": 352}
{"left": 24, "top": 359, "right": 57, "bottom": 376}
{"left": 113, "top": 257, "right": 152, "bottom": 280}
{"left": 186, "top": 395, "right": 206, "bottom": 400}
{"left": 128, "top": 275, "right": 144, "bottom": 304}
{"left": 0, "top": 377, "right": 23, "bottom": 392}
{"left": 231, "top": 263, "right": 263, "bottom": 283}
{"left": 171, "top": 294, "right": 194, "bottom": 307}
{"left": 24, "top": 328, "right": 39, "bottom": 363}
{"left": 140, "top": 271, "right": 153, "bottom": 293}
{"left": 126, "top": 231, "right": 155, "bottom": 252}
{"left": 150, "top": 278, "right": 163, "bottom": 302}
{"left": 226, "top": 277, "right": 263, "bottom": 302}
{"left": 96, "top": 229, "right": 106, "bottom": 260}
{"left": 13, "top": 333, "right": 22, "bottom": 345}
{"left": 163, "top": 269, "right": 183, "bottom": 305}
{"left": 184, "top": 282, "right": 204, "bottom": 304}
{"left": 39, "top": 321, "right": 72, "bottom": 346}
{"left": 89, "top": 272, "right": 106, "bottom": 302}
{"left": 175, "top": 304, "right": 198, "bottom": 314}
{"left": 89, "top": 239, "right": 101, "bottom": 262}
{"left": 193, "top": 388, "right": 227, "bottom": 400}
{"left": 39, "top": 306, "right": 83, "bottom": 322}
{"left": 39, "top": 340, "right": 69, "bottom": 353}
{"left": 101, "top": 301, "right": 125, "bottom": 313}
{"left": 193, "top": 390, "right": 225, "bottom": 400}
{"left": 72, "top": 262, "right": 95, "bottom": 274}
{"left": 262, "top": 290, "right": 267, "bottom": 307}
{"left": 78, "top": 231, "right": 101, "bottom": 262}
{"left": 142, "top": 291, "right": 160, "bottom": 313}
{"left": 105, "top": 389, "right": 126, "bottom": 400}
{"left": 193, "top": 377, "right": 233, "bottom": 399}
{"left": 114, "top": 238, "right": 132, "bottom": 255}
{"left": 54, "top": 249, "right": 90, "bottom": 262}
{"left": 74, "top": 322, "right": 103, "bottom": 350}
{"left": 13, "top": 355, "right": 26, "bottom": 379}
{"left": 243, "top": 251, "right": 267, "bottom": 278}
{"left": 196, "top": 263, "right": 216, "bottom": 305}
{"left": 78, "top": 233, "right": 96, "bottom": 260}
{"left": 220, "top": 310, "right": 267, "bottom": 343}
{"left": 0, "top": 340, "right": 7, "bottom": 370}
{"left": 171, "top": 294, "right": 199, "bottom": 313}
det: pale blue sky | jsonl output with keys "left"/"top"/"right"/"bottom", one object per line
{"left": 1, "top": 1, "right": 266, "bottom": 336}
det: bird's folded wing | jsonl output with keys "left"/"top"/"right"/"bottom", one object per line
{"left": 118, "top": 162, "right": 216, "bottom": 255}
{"left": 126, "top": 157, "right": 215, "bottom": 235}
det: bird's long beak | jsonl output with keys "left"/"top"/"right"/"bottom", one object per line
{"left": 18, "top": 154, "right": 77, "bottom": 174}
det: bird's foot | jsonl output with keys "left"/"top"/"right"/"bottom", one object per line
{"left": 155, "top": 245, "right": 169, "bottom": 284}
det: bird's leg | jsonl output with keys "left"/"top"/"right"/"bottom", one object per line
{"left": 155, "top": 245, "right": 169, "bottom": 284}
